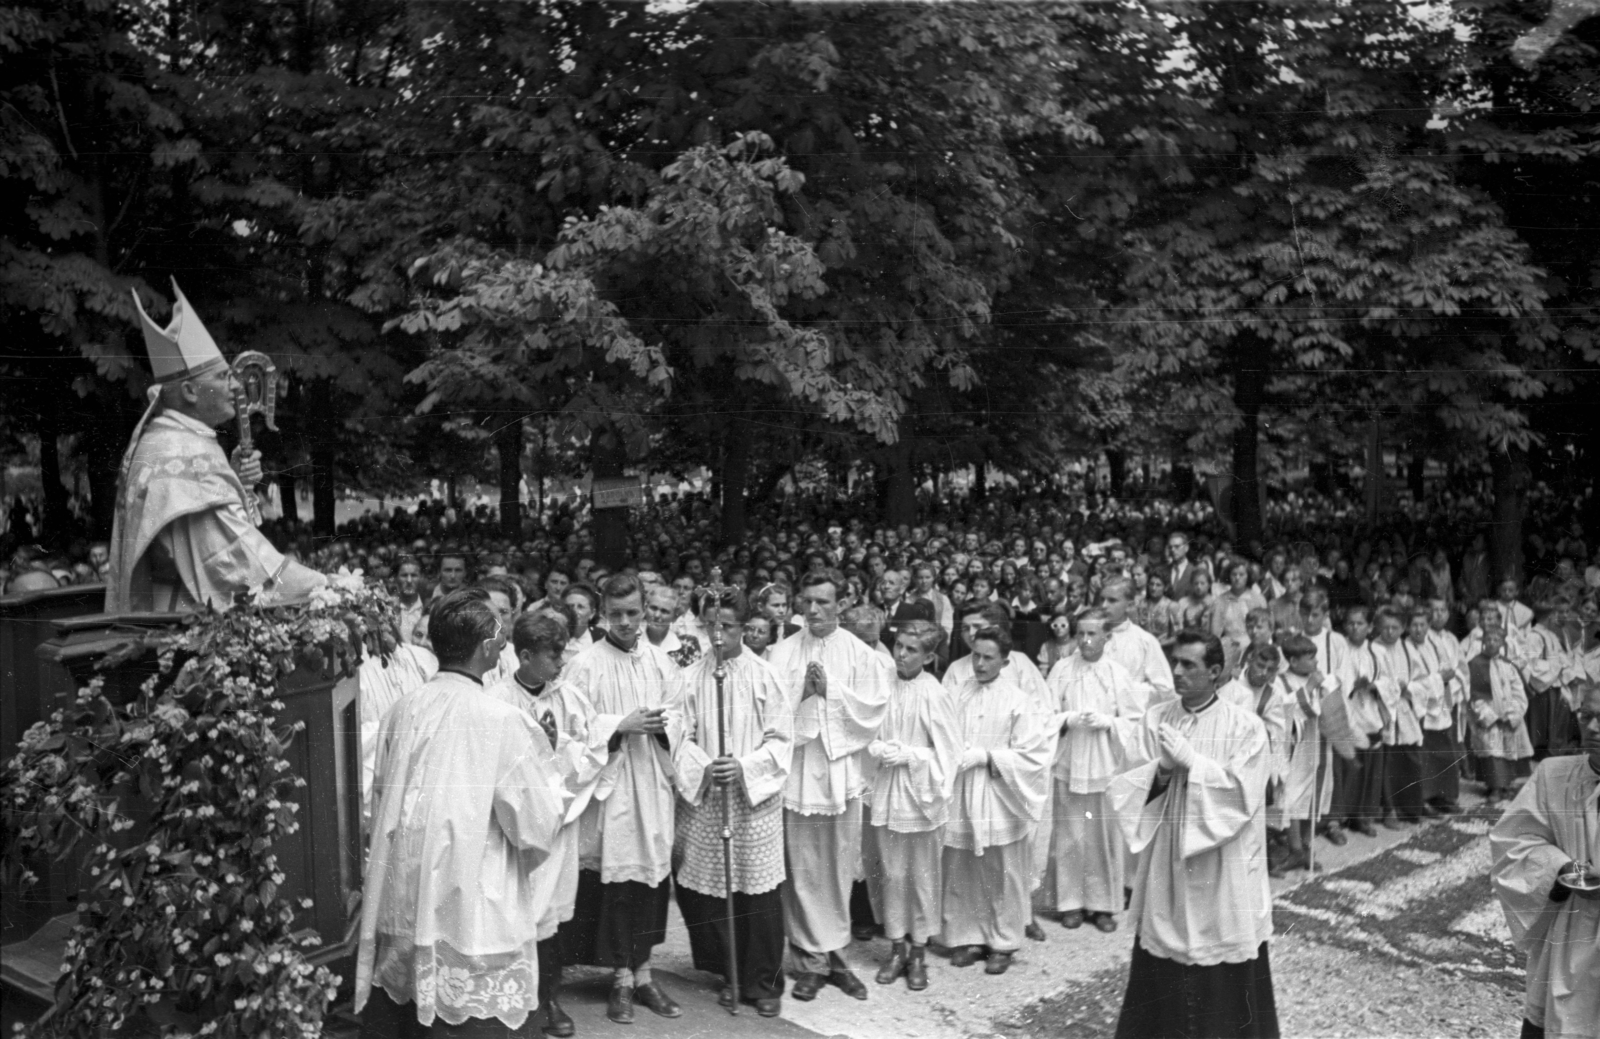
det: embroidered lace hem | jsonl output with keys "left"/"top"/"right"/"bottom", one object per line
{"left": 370, "top": 933, "right": 539, "bottom": 1030}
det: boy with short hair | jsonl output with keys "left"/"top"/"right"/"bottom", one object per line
{"left": 865, "top": 621, "right": 960, "bottom": 990}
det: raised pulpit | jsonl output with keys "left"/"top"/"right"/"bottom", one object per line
{"left": 1, "top": 606, "right": 362, "bottom": 1020}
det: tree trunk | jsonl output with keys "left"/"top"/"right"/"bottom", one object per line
{"left": 278, "top": 472, "right": 299, "bottom": 524}
{"left": 37, "top": 392, "right": 71, "bottom": 545}
{"left": 1407, "top": 454, "right": 1426, "bottom": 501}
{"left": 1309, "top": 458, "right": 1334, "bottom": 497}
{"left": 1105, "top": 448, "right": 1128, "bottom": 499}
{"left": 81, "top": 400, "right": 128, "bottom": 540}
{"left": 972, "top": 463, "right": 988, "bottom": 504}
{"left": 309, "top": 381, "right": 336, "bottom": 539}
{"left": 1171, "top": 460, "right": 1196, "bottom": 501}
{"left": 590, "top": 427, "right": 629, "bottom": 569}
{"left": 496, "top": 416, "right": 523, "bottom": 538}
{"left": 884, "top": 434, "right": 916, "bottom": 527}
{"left": 1230, "top": 337, "right": 1268, "bottom": 549}
{"left": 720, "top": 417, "right": 751, "bottom": 545}
{"left": 1489, "top": 445, "right": 1528, "bottom": 586}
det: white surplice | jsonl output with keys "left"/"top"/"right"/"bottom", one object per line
{"left": 868, "top": 671, "right": 962, "bottom": 832}
{"left": 561, "top": 638, "right": 681, "bottom": 886}
{"left": 1108, "top": 696, "right": 1273, "bottom": 966}
{"left": 1491, "top": 755, "right": 1600, "bottom": 1038}
{"left": 358, "top": 643, "right": 438, "bottom": 824}
{"left": 485, "top": 674, "right": 614, "bottom": 938}
{"left": 356, "top": 672, "right": 567, "bottom": 1030}
{"left": 768, "top": 628, "right": 891, "bottom": 815}
{"left": 668, "top": 651, "right": 794, "bottom": 895}
{"left": 1048, "top": 654, "right": 1145, "bottom": 794}
{"left": 1274, "top": 672, "right": 1333, "bottom": 821}
{"left": 1370, "top": 639, "right": 1424, "bottom": 746}
{"left": 945, "top": 650, "right": 1053, "bottom": 711}
{"left": 943, "top": 673, "right": 1051, "bottom": 854}
{"left": 1104, "top": 619, "right": 1176, "bottom": 706}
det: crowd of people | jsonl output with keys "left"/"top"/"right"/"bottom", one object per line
{"left": 5, "top": 473, "right": 1598, "bottom": 1038}
{"left": 331, "top": 477, "right": 1599, "bottom": 1039}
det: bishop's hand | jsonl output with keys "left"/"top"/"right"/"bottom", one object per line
{"left": 803, "top": 662, "right": 828, "bottom": 700}
{"left": 230, "top": 447, "right": 264, "bottom": 486}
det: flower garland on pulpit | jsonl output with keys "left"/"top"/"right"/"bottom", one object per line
{"left": 1, "top": 569, "right": 396, "bottom": 1038}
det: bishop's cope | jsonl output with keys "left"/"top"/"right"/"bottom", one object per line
{"left": 109, "top": 282, "right": 325, "bottom": 613}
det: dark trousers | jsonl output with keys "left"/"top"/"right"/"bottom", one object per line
{"left": 1421, "top": 727, "right": 1464, "bottom": 805}
{"left": 1481, "top": 757, "right": 1517, "bottom": 796}
{"left": 1522, "top": 1019, "right": 1545, "bottom": 1039}
{"left": 676, "top": 882, "right": 788, "bottom": 1000}
{"left": 361, "top": 987, "right": 537, "bottom": 1038}
{"left": 1383, "top": 743, "right": 1425, "bottom": 819}
{"left": 1334, "top": 743, "right": 1384, "bottom": 825}
{"left": 1115, "top": 938, "right": 1280, "bottom": 1039}
{"left": 556, "top": 869, "right": 669, "bottom": 971}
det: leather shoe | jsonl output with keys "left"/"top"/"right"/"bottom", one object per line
{"left": 876, "top": 942, "right": 907, "bottom": 985}
{"left": 718, "top": 987, "right": 735, "bottom": 1009}
{"left": 1417, "top": 803, "right": 1441, "bottom": 818}
{"left": 1060, "top": 910, "right": 1085, "bottom": 929}
{"left": 984, "top": 950, "right": 1014, "bottom": 975}
{"left": 851, "top": 923, "right": 879, "bottom": 942}
{"left": 1323, "top": 822, "right": 1348, "bottom": 846}
{"left": 634, "top": 981, "right": 681, "bottom": 1018}
{"left": 607, "top": 985, "right": 634, "bottom": 1024}
{"left": 1091, "top": 912, "right": 1118, "bottom": 933}
{"left": 753, "top": 997, "right": 781, "bottom": 1017}
{"left": 1024, "top": 921, "right": 1047, "bottom": 942}
{"left": 948, "top": 944, "right": 984, "bottom": 968}
{"left": 1434, "top": 801, "right": 1462, "bottom": 815}
{"left": 827, "top": 968, "right": 868, "bottom": 1000}
{"left": 1351, "top": 819, "right": 1377, "bottom": 837}
{"left": 905, "top": 947, "right": 928, "bottom": 991}
{"left": 542, "top": 994, "right": 575, "bottom": 1037}
{"left": 790, "top": 972, "right": 826, "bottom": 1001}
{"left": 1381, "top": 812, "right": 1408, "bottom": 831}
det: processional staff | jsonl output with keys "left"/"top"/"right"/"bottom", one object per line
{"left": 229, "top": 350, "right": 285, "bottom": 526}
{"left": 705, "top": 566, "right": 740, "bottom": 1016}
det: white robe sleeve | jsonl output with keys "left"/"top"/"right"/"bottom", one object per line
{"left": 736, "top": 668, "right": 795, "bottom": 806}
{"left": 491, "top": 717, "right": 565, "bottom": 865}
{"left": 808, "top": 653, "right": 890, "bottom": 761}
{"left": 1490, "top": 766, "right": 1575, "bottom": 950}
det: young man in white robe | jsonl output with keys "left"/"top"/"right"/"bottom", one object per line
{"left": 1524, "top": 597, "right": 1582, "bottom": 760}
{"left": 1466, "top": 625, "right": 1535, "bottom": 805}
{"left": 768, "top": 567, "right": 890, "bottom": 1002}
{"left": 944, "top": 598, "right": 1054, "bottom": 938}
{"left": 1490, "top": 680, "right": 1599, "bottom": 1039}
{"left": 1045, "top": 608, "right": 1144, "bottom": 933}
{"left": 1270, "top": 635, "right": 1335, "bottom": 875}
{"left": 1412, "top": 599, "right": 1467, "bottom": 814}
{"left": 668, "top": 588, "right": 794, "bottom": 1017}
{"left": 941, "top": 625, "right": 1051, "bottom": 975}
{"left": 1338, "top": 605, "right": 1388, "bottom": 836}
{"left": 865, "top": 620, "right": 960, "bottom": 990}
{"left": 355, "top": 591, "right": 566, "bottom": 1037}
{"left": 358, "top": 633, "right": 437, "bottom": 827}
{"left": 1096, "top": 576, "right": 1176, "bottom": 705}
{"left": 1370, "top": 607, "right": 1427, "bottom": 826}
{"left": 487, "top": 614, "right": 612, "bottom": 1038}
{"left": 1108, "top": 629, "right": 1279, "bottom": 1039}
{"left": 1300, "top": 590, "right": 1355, "bottom": 845}
{"left": 557, "top": 574, "right": 685, "bottom": 1024}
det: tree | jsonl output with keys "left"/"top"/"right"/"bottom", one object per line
{"left": 1068, "top": 1, "right": 1554, "bottom": 550}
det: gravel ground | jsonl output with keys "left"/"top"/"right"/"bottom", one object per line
{"left": 990, "top": 931, "right": 1523, "bottom": 1039}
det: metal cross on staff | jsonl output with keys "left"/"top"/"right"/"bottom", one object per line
{"left": 230, "top": 350, "right": 284, "bottom": 526}
{"left": 704, "top": 565, "right": 740, "bottom": 1015}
